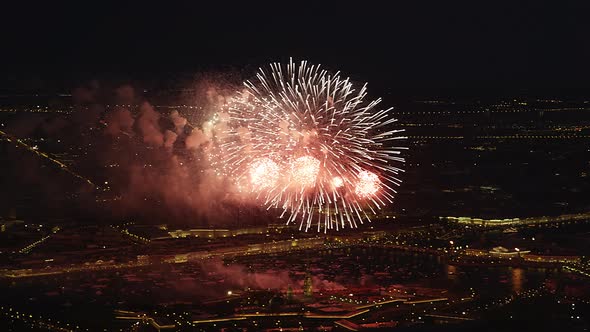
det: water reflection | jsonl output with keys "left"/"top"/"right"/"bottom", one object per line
{"left": 446, "top": 264, "right": 457, "bottom": 281}
{"left": 512, "top": 267, "right": 524, "bottom": 293}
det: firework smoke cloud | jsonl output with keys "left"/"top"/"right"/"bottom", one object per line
{"left": 209, "top": 59, "right": 407, "bottom": 232}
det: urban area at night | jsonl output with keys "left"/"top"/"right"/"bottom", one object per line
{"left": 1, "top": 2, "right": 589, "bottom": 332}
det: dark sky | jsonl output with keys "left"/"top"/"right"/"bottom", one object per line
{"left": 1, "top": 2, "right": 589, "bottom": 95}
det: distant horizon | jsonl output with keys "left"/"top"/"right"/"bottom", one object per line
{"left": 1, "top": 77, "right": 589, "bottom": 100}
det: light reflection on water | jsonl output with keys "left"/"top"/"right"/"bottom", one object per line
{"left": 232, "top": 247, "right": 552, "bottom": 298}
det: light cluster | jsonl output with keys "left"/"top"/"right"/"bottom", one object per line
{"left": 210, "top": 59, "right": 406, "bottom": 232}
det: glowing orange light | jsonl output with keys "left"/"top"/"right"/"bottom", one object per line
{"left": 355, "top": 170, "right": 380, "bottom": 197}
{"left": 249, "top": 158, "right": 279, "bottom": 190}
{"left": 291, "top": 156, "right": 320, "bottom": 187}
{"left": 332, "top": 176, "right": 344, "bottom": 188}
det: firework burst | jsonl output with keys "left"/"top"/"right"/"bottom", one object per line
{"left": 211, "top": 59, "right": 406, "bottom": 232}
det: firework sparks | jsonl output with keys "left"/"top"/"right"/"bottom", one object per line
{"left": 332, "top": 176, "right": 344, "bottom": 189}
{"left": 290, "top": 156, "right": 320, "bottom": 188}
{"left": 355, "top": 170, "right": 381, "bottom": 197}
{"left": 209, "top": 59, "right": 406, "bottom": 232}
{"left": 249, "top": 158, "right": 280, "bottom": 190}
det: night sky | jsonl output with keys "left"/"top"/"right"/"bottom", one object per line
{"left": 1, "top": 2, "right": 589, "bottom": 95}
